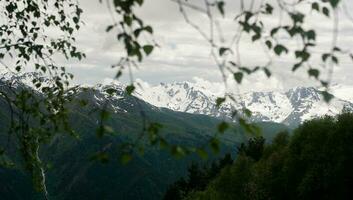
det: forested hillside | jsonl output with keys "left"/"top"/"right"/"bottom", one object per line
{"left": 182, "top": 113, "right": 353, "bottom": 200}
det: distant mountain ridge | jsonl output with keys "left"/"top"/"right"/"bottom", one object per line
{"left": 1, "top": 72, "right": 352, "bottom": 127}
{"left": 134, "top": 81, "right": 353, "bottom": 127}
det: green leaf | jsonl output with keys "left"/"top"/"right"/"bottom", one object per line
{"left": 244, "top": 12, "right": 253, "bottom": 21}
{"left": 133, "top": 28, "right": 142, "bottom": 37}
{"left": 243, "top": 108, "right": 252, "bottom": 117}
{"left": 15, "top": 66, "right": 21, "bottom": 72}
{"left": 219, "top": 47, "right": 230, "bottom": 56}
{"left": 218, "top": 121, "right": 229, "bottom": 133}
{"left": 239, "top": 67, "right": 252, "bottom": 74}
{"left": 290, "top": 12, "right": 305, "bottom": 24}
{"left": 308, "top": 69, "right": 320, "bottom": 79}
{"left": 233, "top": 72, "right": 243, "bottom": 84}
{"left": 292, "top": 62, "right": 302, "bottom": 71}
{"left": 143, "top": 45, "right": 154, "bottom": 55}
{"left": 106, "top": 88, "right": 117, "bottom": 95}
{"left": 106, "top": 25, "right": 115, "bottom": 32}
{"left": 135, "top": 0, "right": 144, "bottom": 6}
{"left": 329, "top": 0, "right": 340, "bottom": 8}
{"left": 115, "top": 70, "right": 122, "bottom": 79}
{"left": 229, "top": 61, "right": 237, "bottom": 66}
{"left": 126, "top": 85, "right": 135, "bottom": 95}
{"left": 217, "top": 1, "right": 225, "bottom": 16}
{"left": 274, "top": 44, "right": 288, "bottom": 56}
{"left": 265, "top": 3, "right": 273, "bottom": 14}
{"left": 322, "top": 53, "right": 330, "bottom": 62}
{"left": 321, "top": 91, "right": 334, "bottom": 102}
{"left": 73, "top": 17, "right": 79, "bottom": 24}
{"left": 312, "top": 2, "right": 319, "bottom": 11}
{"left": 44, "top": 20, "right": 50, "bottom": 27}
{"left": 41, "top": 66, "right": 47, "bottom": 73}
{"left": 321, "top": 80, "right": 329, "bottom": 87}
{"left": 123, "top": 15, "right": 132, "bottom": 26}
{"left": 144, "top": 26, "right": 153, "bottom": 34}
{"left": 306, "top": 30, "right": 316, "bottom": 41}
{"left": 252, "top": 34, "right": 261, "bottom": 41}
{"left": 263, "top": 67, "right": 271, "bottom": 77}
{"left": 216, "top": 97, "right": 226, "bottom": 107}
{"left": 333, "top": 47, "right": 341, "bottom": 52}
{"left": 295, "top": 50, "right": 310, "bottom": 62}
{"left": 239, "top": 118, "right": 260, "bottom": 136}
{"left": 322, "top": 7, "right": 330, "bottom": 17}
{"left": 265, "top": 40, "right": 272, "bottom": 49}
{"left": 270, "top": 27, "right": 279, "bottom": 36}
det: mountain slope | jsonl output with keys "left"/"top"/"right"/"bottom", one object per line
{"left": 0, "top": 74, "right": 288, "bottom": 200}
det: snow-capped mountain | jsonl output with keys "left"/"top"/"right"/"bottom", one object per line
{"left": 0, "top": 72, "right": 51, "bottom": 89}
{"left": 134, "top": 81, "right": 353, "bottom": 126}
{"left": 1, "top": 72, "right": 352, "bottom": 127}
{"left": 134, "top": 81, "right": 233, "bottom": 118}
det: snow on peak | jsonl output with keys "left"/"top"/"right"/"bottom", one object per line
{"left": 134, "top": 79, "right": 353, "bottom": 125}
{"left": 134, "top": 79, "right": 217, "bottom": 114}
{"left": 1, "top": 72, "right": 352, "bottom": 126}
{"left": 0, "top": 71, "right": 52, "bottom": 91}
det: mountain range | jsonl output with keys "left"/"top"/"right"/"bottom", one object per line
{"left": 134, "top": 80, "right": 353, "bottom": 127}
{"left": 0, "top": 72, "right": 351, "bottom": 200}
{"left": 2, "top": 72, "right": 353, "bottom": 127}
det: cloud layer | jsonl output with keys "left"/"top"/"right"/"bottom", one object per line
{"left": 53, "top": 0, "right": 353, "bottom": 91}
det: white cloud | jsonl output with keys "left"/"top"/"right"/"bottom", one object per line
{"left": 8, "top": 0, "right": 350, "bottom": 91}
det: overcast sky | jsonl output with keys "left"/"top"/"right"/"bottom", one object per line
{"left": 61, "top": 0, "right": 353, "bottom": 92}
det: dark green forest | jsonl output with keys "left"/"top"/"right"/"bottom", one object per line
{"left": 165, "top": 112, "right": 353, "bottom": 200}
